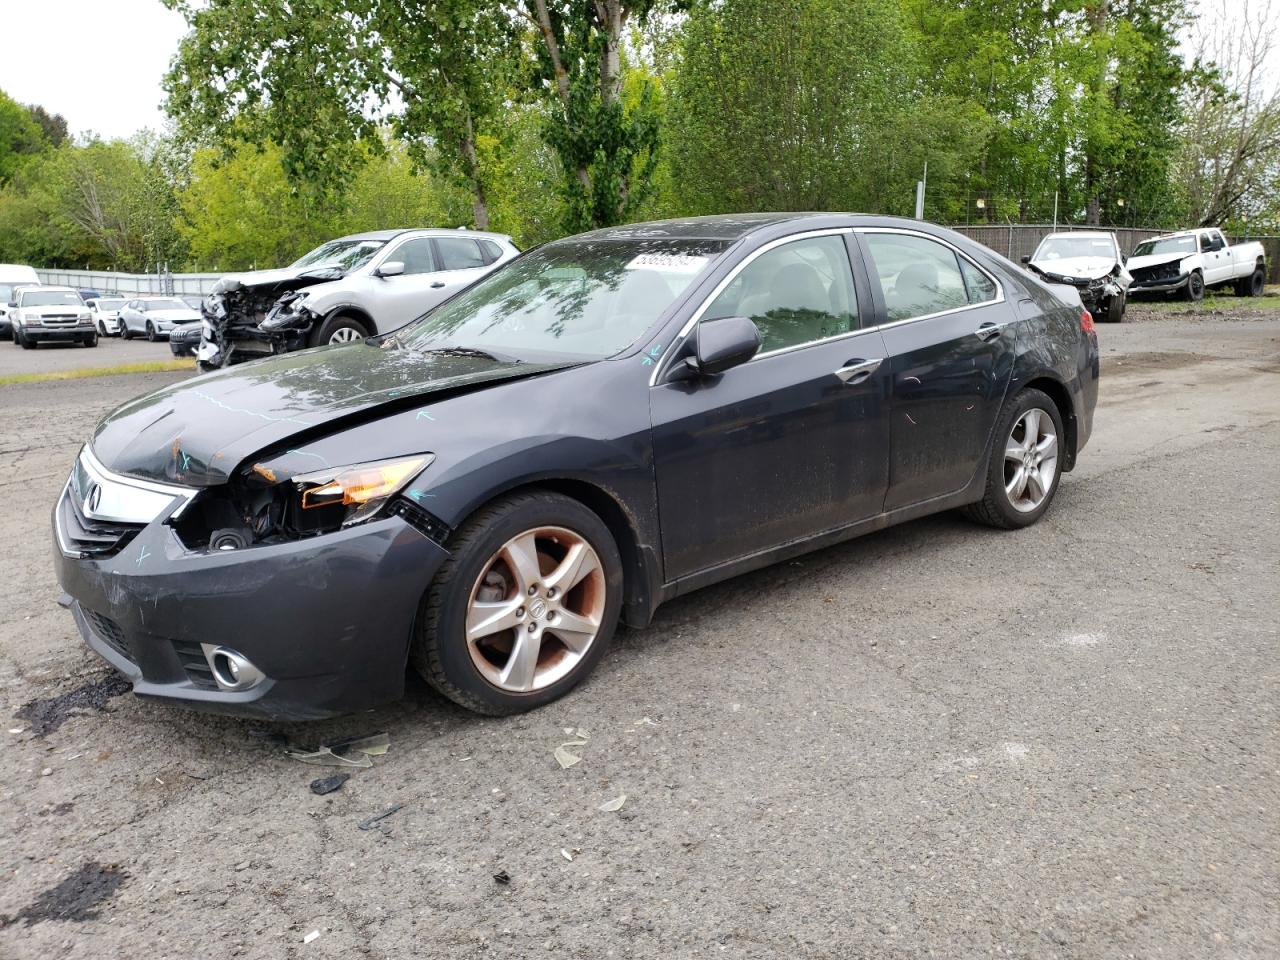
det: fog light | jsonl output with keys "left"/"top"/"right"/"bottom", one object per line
{"left": 200, "top": 644, "right": 266, "bottom": 691}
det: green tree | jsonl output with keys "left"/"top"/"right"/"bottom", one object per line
{"left": 668, "top": 0, "right": 984, "bottom": 217}
{"left": 0, "top": 90, "right": 45, "bottom": 184}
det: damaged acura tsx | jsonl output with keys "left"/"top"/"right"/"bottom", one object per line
{"left": 53, "top": 214, "right": 1098, "bottom": 720}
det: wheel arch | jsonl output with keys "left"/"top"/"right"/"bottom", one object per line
{"left": 1019, "top": 374, "right": 1078, "bottom": 471}
{"left": 441, "top": 477, "right": 662, "bottom": 629}
{"left": 321, "top": 303, "right": 377, "bottom": 334}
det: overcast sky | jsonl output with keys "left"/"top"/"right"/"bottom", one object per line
{"left": 0, "top": 0, "right": 1274, "bottom": 141}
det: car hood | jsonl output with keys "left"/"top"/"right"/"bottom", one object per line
{"left": 1028, "top": 256, "right": 1118, "bottom": 280}
{"left": 211, "top": 264, "right": 347, "bottom": 297}
{"left": 91, "top": 343, "right": 578, "bottom": 487}
{"left": 24, "top": 305, "right": 86, "bottom": 316}
{"left": 148, "top": 309, "right": 201, "bottom": 323}
{"left": 1126, "top": 252, "right": 1191, "bottom": 272}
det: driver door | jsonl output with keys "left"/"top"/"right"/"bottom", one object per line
{"left": 651, "top": 232, "right": 891, "bottom": 581}
{"left": 373, "top": 237, "right": 448, "bottom": 327}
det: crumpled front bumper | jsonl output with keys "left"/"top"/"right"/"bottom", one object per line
{"left": 1130, "top": 272, "right": 1189, "bottom": 294}
{"left": 53, "top": 497, "right": 450, "bottom": 720}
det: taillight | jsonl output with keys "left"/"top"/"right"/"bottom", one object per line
{"left": 1080, "top": 309, "right": 1095, "bottom": 334}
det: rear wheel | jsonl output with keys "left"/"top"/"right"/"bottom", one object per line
{"left": 1234, "top": 266, "right": 1265, "bottom": 297}
{"left": 964, "top": 388, "right": 1065, "bottom": 529}
{"left": 411, "top": 491, "right": 623, "bottom": 715}
{"left": 1185, "top": 270, "right": 1205, "bottom": 302}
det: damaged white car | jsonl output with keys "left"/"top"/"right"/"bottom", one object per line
{"left": 1023, "top": 231, "right": 1132, "bottom": 323}
{"left": 198, "top": 229, "right": 520, "bottom": 370}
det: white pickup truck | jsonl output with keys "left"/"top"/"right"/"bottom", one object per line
{"left": 1126, "top": 228, "right": 1266, "bottom": 301}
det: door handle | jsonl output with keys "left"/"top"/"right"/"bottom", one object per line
{"left": 834, "top": 358, "right": 882, "bottom": 384}
{"left": 974, "top": 322, "right": 1001, "bottom": 342}
{"left": 430, "top": 281, "right": 446, "bottom": 288}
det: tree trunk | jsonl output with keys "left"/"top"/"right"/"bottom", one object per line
{"left": 459, "top": 116, "right": 489, "bottom": 230}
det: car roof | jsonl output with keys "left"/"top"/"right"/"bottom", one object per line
{"left": 1040, "top": 231, "right": 1114, "bottom": 240}
{"left": 333, "top": 228, "right": 515, "bottom": 243}
{"left": 562, "top": 213, "right": 992, "bottom": 245}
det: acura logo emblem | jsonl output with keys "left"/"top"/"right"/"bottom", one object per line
{"left": 86, "top": 482, "right": 102, "bottom": 513}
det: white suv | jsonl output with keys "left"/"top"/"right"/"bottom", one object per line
{"left": 198, "top": 229, "right": 520, "bottom": 368}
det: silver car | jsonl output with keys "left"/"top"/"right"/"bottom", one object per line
{"left": 119, "top": 296, "right": 202, "bottom": 341}
{"left": 198, "top": 229, "right": 520, "bottom": 368}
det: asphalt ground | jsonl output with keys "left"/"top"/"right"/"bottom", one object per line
{"left": 0, "top": 330, "right": 184, "bottom": 377}
{"left": 0, "top": 304, "right": 1276, "bottom": 959}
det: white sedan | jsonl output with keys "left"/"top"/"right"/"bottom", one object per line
{"left": 119, "top": 297, "right": 202, "bottom": 341}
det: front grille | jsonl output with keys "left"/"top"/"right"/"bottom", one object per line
{"left": 1132, "top": 263, "right": 1181, "bottom": 283}
{"left": 172, "top": 640, "right": 217, "bottom": 689}
{"left": 389, "top": 498, "right": 452, "bottom": 544}
{"left": 56, "top": 487, "right": 144, "bottom": 558}
{"left": 83, "top": 609, "right": 132, "bottom": 661}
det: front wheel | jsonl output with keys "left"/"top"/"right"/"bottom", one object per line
{"left": 146, "top": 322, "right": 157, "bottom": 342}
{"left": 964, "top": 388, "right": 1065, "bottom": 529}
{"left": 121, "top": 323, "right": 132, "bottom": 340}
{"left": 1105, "top": 292, "right": 1125, "bottom": 323}
{"left": 1185, "top": 271, "right": 1205, "bottom": 302}
{"left": 309, "top": 314, "right": 370, "bottom": 348}
{"left": 18, "top": 330, "right": 34, "bottom": 350}
{"left": 411, "top": 491, "right": 623, "bottom": 715}
{"left": 83, "top": 333, "right": 98, "bottom": 347}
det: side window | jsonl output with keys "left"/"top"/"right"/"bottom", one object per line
{"left": 386, "top": 237, "right": 437, "bottom": 275}
{"left": 862, "top": 233, "right": 970, "bottom": 321}
{"left": 1198, "top": 233, "right": 1212, "bottom": 252}
{"left": 958, "top": 257, "right": 997, "bottom": 304}
{"left": 436, "top": 237, "right": 487, "bottom": 271}
{"left": 478, "top": 239, "right": 503, "bottom": 264}
{"left": 703, "top": 235, "right": 858, "bottom": 354}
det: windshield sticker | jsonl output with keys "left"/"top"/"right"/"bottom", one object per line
{"left": 624, "top": 254, "right": 708, "bottom": 274}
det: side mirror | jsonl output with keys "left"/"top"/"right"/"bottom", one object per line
{"left": 675, "top": 316, "right": 761, "bottom": 379}
{"left": 7, "top": 301, "right": 15, "bottom": 309}
{"left": 1020, "top": 255, "right": 1030, "bottom": 264}
{"left": 375, "top": 261, "right": 405, "bottom": 278}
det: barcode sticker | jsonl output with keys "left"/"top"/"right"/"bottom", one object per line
{"left": 624, "top": 253, "right": 709, "bottom": 274}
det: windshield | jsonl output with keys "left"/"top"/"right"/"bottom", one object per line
{"left": 395, "top": 239, "right": 729, "bottom": 361}
{"left": 291, "top": 238, "right": 387, "bottom": 271}
{"left": 95, "top": 297, "right": 126, "bottom": 309}
{"left": 1133, "top": 236, "right": 1197, "bottom": 257}
{"left": 1034, "top": 236, "right": 1116, "bottom": 261}
{"left": 21, "top": 290, "right": 82, "bottom": 307}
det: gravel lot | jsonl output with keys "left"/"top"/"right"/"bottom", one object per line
{"left": 0, "top": 307, "right": 1277, "bottom": 959}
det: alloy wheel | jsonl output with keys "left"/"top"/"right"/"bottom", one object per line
{"left": 465, "top": 526, "right": 606, "bottom": 693}
{"left": 1003, "top": 408, "right": 1058, "bottom": 513}
{"left": 329, "top": 327, "right": 363, "bottom": 344}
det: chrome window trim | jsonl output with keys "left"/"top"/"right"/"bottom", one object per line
{"left": 650, "top": 225, "right": 1011, "bottom": 386}
{"left": 649, "top": 228, "right": 854, "bottom": 386}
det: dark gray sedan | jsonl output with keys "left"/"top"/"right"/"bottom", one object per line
{"left": 53, "top": 214, "right": 1099, "bottom": 719}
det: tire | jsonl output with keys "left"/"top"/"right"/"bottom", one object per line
{"left": 97, "top": 320, "right": 107, "bottom": 336}
{"left": 83, "top": 333, "right": 98, "bottom": 347}
{"left": 308, "top": 313, "right": 370, "bottom": 348}
{"left": 19, "top": 330, "right": 34, "bottom": 350}
{"left": 122, "top": 323, "right": 132, "bottom": 340}
{"left": 963, "top": 387, "right": 1065, "bottom": 530}
{"left": 1235, "top": 266, "right": 1265, "bottom": 297}
{"left": 146, "top": 322, "right": 157, "bottom": 342}
{"left": 1184, "top": 270, "right": 1204, "bottom": 302}
{"left": 1105, "top": 292, "right": 1125, "bottom": 323}
{"left": 411, "top": 491, "right": 624, "bottom": 715}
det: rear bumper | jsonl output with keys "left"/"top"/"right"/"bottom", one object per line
{"left": 53, "top": 505, "right": 450, "bottom": 720}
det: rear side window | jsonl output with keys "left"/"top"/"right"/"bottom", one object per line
{"left": 479, "top": 239, "right": 503, "bottom": 264}
{"left": 436, "top": 237, "right": 487, "bottom": 271}
{"left": 863, "top": 233, "right": 969, "bottom": 321}
{"left": 959, "top": 257, "right": 997, "bottom": 304}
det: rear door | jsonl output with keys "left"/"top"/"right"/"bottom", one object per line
{"left": 651, "top": 231, "right": 891, "bottom": 580}
{"left": 431, "top": 236, "right": 498, "bottom": 298}
{"left": 856, "top": 229, "right": 1017, "bottom": 511}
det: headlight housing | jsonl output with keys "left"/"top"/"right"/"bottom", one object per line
{"left": 260, "top": 291, "right": 313, "bottom": 331}
{"left": 289, "top": 455, "right": 433, "bottom": 531}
